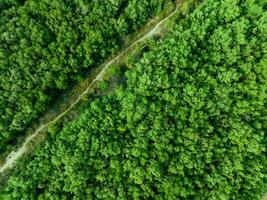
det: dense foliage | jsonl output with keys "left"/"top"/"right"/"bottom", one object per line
{"left": 0, "top": 0, "right": 170, "bottom": 152}
{"left": 1, "top": 0, "right": 267, "bottom": 199}
{"left": 0, "top": 0, "right": 25, "bottom": 12}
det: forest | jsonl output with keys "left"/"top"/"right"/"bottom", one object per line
{"left": 0, "top": 0, "right": 266, "bottom": 199}
{"left": 0, "top": 0, "right": 171, "bottom": 153}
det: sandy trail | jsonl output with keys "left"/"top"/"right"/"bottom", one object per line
{"left": 0, "top": 5, "right": 179, "bottom": 173}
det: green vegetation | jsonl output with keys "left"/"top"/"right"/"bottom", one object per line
{"left": 0, "top": 0, "right": 172, "bottom": 152}
{"left": 1, "top": 0, "right": 266, "bottom": 199}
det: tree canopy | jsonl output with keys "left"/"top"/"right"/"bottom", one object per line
{"left": 0, "top": 0, "right": 170, "bottom": 152}
{"left": 0, "top": 0, "right": 266, "bottom": 199}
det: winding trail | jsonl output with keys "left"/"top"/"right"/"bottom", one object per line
{"left": 0, "top": 4, "right": 180, "bottom": 173}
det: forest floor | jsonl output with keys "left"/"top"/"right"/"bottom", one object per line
{"left": 0, "top": 1, "right": 183, "bottom": 174}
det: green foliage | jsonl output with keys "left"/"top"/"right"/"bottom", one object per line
{"left": 99, "top": 82, "right": 109, "bottom": 91}
{"left": 0, "top": 0, "right": 171, "bottom": 152}
{"left": 0, "top": 0, "right": 266, "bottom": 199}
{"left": 0, "top": 0, "right": 25, "bottom": 12}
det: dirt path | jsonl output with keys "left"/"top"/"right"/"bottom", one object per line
{"left": 0, "top": 4, "right": 180, "bottom": 173}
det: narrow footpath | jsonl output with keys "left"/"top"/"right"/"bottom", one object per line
{"left": 0, "top": 4, "right": 180, "bottom": 173}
